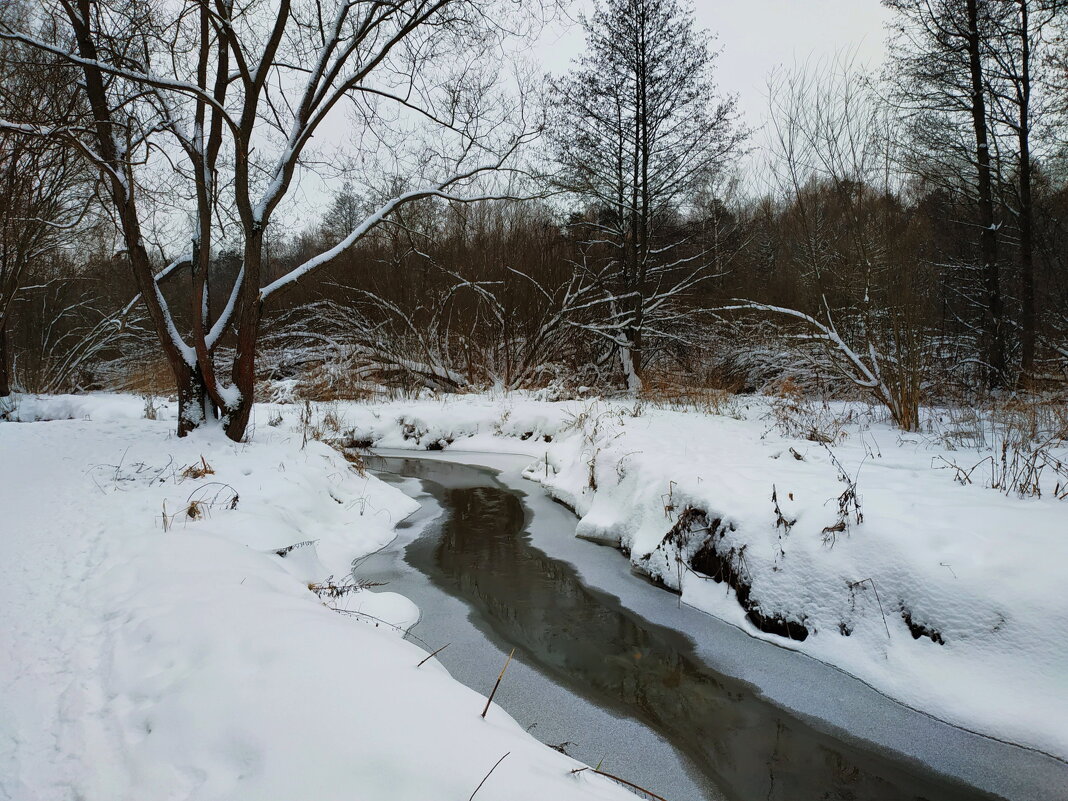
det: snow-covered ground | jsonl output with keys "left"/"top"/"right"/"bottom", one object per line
{"left": 0, "top": 394, "right": 635, "bottom": 801}
{"left": 238, "top": 389, "right": 1067, "bottom": 764}
{"left": 4, "top": 389, "right": 1067, "bottom": 796}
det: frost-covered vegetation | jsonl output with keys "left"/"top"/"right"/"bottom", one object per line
{"left": 2, "top": 0, "right": 1068, "bottom": 436}
{"left": 249, "top": 390, "right": 1068, "bottom": 760}
{"left": 3, "top": 0, "right": 1068, "bottom": 798}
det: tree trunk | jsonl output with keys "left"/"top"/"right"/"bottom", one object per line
{"left": 966, "top": 0, "right": 1006, "bottom": 387}
{"left": 69, "top": 0, "right": 214, "bottom": 438}
{"left": 222, "top": 230, "right": 264, "bottom": 442}
{"left": 1017, "top": 0, "right": 1036, "bottom": 384}
{"left": 627, "top": 0, "right": 647, "bottom": 395}
{"left": 0, "top": 317, "right": 11, "bottom": 399}
{"left": 1018, "top": 134, "right": 1036, "bottom": 384}
{"left": 176, "top": 363, "right": 211, "bottom": 437}
{"left": 620, "top": 336, "right": 642, "bottom": 393}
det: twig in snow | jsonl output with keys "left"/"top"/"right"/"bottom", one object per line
{"left": 569, "top": 767, "right": 669, "bottom": 801}
{"left": 662, "top": 480, "right": 678, "bottom": 519}
{"left": 178, "top": 455, "right": 214, "bottom": 481}
{"left": 821, "top": 443, "right": 864, "bottom": 544}
{"left": 481, "top": 647, "right": 515, "bottom": 718}
{"left": 273, "top": 539, "right": 319, "bottom": 557}
{"left": 468, "top": 752, "right": 509, "bottom": 801}
{"left": 185, "top": 482, "right": 240, "bottom": 515}
{"left": 771, "top": 484, "right": 796, "bottom": 537}
{"left": 675, "top": 550, "right": 683, "bottom": 609}
{"left": 848, "top": 578, "right": 891, "bottom": 640}
{"left": 417, "top": 643, "right": 450, "bottom": 667}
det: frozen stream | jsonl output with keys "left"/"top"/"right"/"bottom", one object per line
{"left": 358, "top": 449, "right": 1067, "bottom": 801}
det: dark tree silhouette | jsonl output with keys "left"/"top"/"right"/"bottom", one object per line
{"left": 547, "top": 0, "right": 745, "bottom": 390}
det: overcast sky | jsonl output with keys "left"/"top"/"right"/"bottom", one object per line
{"left": 293, "top": 1, "right": 894, "bottom": 226}
{"left": 537, "top": 0, "right": 893, "bottom": 130}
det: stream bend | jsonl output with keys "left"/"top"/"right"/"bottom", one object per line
{"left": 360, "top": 450, "right": 1067, "bottom": 801}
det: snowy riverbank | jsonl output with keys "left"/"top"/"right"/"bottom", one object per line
{"left": 0, "top": 398, "right": 635, "bottom": 801}
{"left": 4, "top": 390, "right": 1067, "bottom": 784}
{"left": 280, "top": 390, "right": 1067, "bottom": 764}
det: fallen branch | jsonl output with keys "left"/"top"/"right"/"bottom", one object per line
{"left": 417, "top": 643, "right": 450, "bottom": 668}
{"left": 468, "top": 752, "right": 510, "bottom": 801}
{"left": 569, "top": 766, "right": 669, "bottom": 801}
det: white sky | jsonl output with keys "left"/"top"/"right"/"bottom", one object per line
{"left": 289, "top": 0, "right": 893, "bottom": 227}
{"left": 536, "top": 0, "right": 892, "bottom": 132}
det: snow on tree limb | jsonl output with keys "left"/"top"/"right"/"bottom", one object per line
{"left": 259, "top": 167, "right": 528, "bottom": 302}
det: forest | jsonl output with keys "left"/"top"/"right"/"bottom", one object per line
{"left": 2, "top": 0, "right": 1067, "bottom": 439}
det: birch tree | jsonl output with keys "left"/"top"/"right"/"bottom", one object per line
{"left": 0, "top": 0, "right": 538, "bottom": 439}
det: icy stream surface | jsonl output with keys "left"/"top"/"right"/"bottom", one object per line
{"left": 361, "top": 449, "right": 1067, "bottom": 801}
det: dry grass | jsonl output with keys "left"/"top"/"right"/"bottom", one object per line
{"left": 766, "top": 378, "right": 850, "bottom": 444}
{"left": 641, "top": 370, "right": 745, "bottom": 417}
{"left": 342, "top": 448, "right": 367, "bottom": 477}
{"left": 179, "top": 456, "right": 214, "bottom": 481}
{"left": 113, "top": 357, "right": 174, "bottom": 395}
{"left": 992, "top": 392, "right": 1068, "bottom": 444}
{"left": 932, "top": 391, "right": 1068, "bottom": 500}
{"left": 297, "top": 400, "right": 351, "bottom": 446}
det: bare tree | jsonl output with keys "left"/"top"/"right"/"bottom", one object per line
{"left": 0, "top": 0, "right": 539, "bottom": 439}
{"left": 885, "top": 0, "right": 1010, "bottom": 385}
{"left": 731, "top": 57, "right": 931, "bottom": 430}
{"left": 0, "top": 10, "right": 94, "bottom": 406}
{"left": 547, "top": 0, "right": 745, "bottom": 391}
{"left": 985, "top": 0, "right": 1066, "bottom": 381}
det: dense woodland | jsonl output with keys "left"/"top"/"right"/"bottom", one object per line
{"left": 2, "top": 0, "right": 1068, "bottom": 438}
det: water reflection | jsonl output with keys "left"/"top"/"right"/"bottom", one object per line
{"left": 378, "top": 456, "right": 1001, "bottom": 801}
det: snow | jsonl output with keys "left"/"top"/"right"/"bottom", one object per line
{"left": 215, "top": 381, "right": 242, "bottom": 410}
{"left": 0, "top": 398, "right": 635, "bottom": 801}
{"left": 263, "top": 391, "right": 1068, "bottom": 764}
{"left": 4, "top": 389, "right": 1067, "bottom": 796}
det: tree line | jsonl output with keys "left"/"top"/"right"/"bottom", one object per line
{"left": 1, "top": 0, "right": 1067, "bottom": 436}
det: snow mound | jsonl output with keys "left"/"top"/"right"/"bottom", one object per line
{"left": 0, "top": 410, "right": 635, "bottom": 801}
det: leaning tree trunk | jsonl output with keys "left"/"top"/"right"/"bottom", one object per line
{"left": 69, "top": 1, "right": 217, "bottom": 439}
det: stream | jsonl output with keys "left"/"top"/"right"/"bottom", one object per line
{"left": 358, "top": 450, "right": 1068, "bottom": 801}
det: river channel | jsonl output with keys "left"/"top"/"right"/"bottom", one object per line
{"left": 357, "top": 450, "right": 1067, "bottom": 801}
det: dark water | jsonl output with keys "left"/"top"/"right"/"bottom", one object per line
{"left": 371, "top": 455, "right": 1005, "bottom": 801}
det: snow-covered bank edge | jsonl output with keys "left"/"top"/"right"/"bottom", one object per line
{"left": 0, "top": 404, "right": 636, "bottom": 801}
{"left": 372, "top": 447, "right": 1068, "bottom": 801}
{"left": 7, "top": 390, "right": 1067, "bottom": 767}
{"left": 300, "top": 393, "right": 1068, "bottom": 765}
